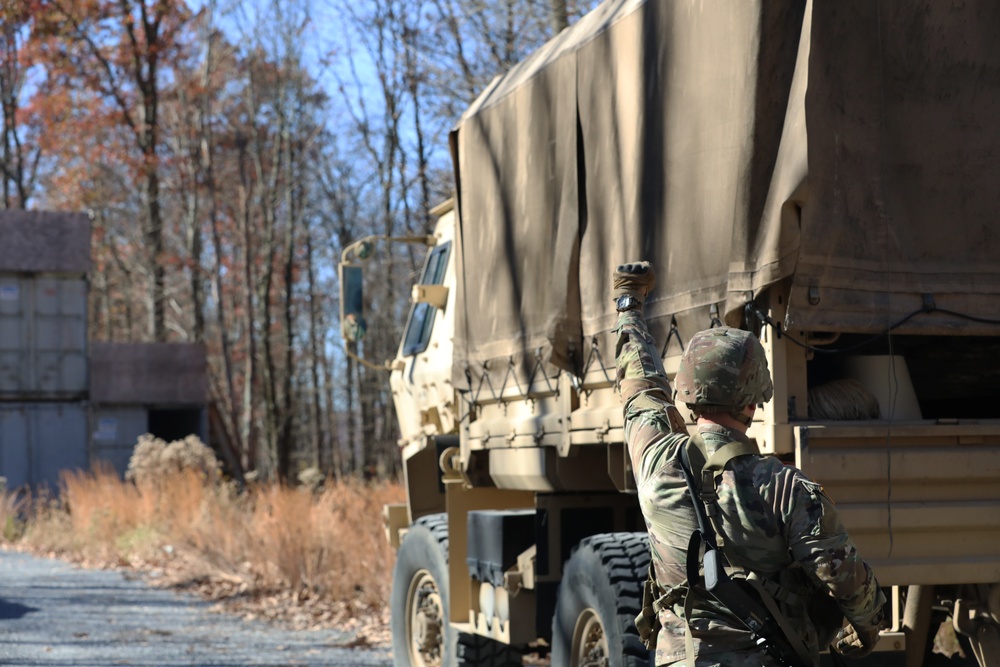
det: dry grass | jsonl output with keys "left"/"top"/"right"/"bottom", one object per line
{"left": 5, "top": 439, "right": 404, "bottom": 642}
{"left": 0, "top": 477, "right": 27, "bottom": 542}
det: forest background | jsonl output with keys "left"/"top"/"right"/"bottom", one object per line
{"left": 0, "top": 0, "right": 599, "bottom": 482}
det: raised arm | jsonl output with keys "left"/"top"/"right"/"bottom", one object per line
{"left": 613, "top": 262, "right": 688, "bottom": 469}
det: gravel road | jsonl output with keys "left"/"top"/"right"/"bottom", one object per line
{"left": 0, "top": 549, "right": 394, "bottom": 667}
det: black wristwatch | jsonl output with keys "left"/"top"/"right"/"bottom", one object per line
{"left": 615, "top": 295, "right": 642, "bottom": 312}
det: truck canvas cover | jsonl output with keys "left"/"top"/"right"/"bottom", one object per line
{"left": 449, "top": 0, "right": 1000, "bottom": 387}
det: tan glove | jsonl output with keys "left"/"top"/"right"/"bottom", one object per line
{"left": 613, "top": 261, "right": 656, "bottom": 302}
{"left": 833, "top": 622, "right": 881, "bottom": 659}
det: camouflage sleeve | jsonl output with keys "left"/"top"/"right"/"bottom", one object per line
{"left": 614, "top": 309, "right": 671, "bottom": 402}
{"left": 614, "top": 310, "right": 688, "bottom": 480}
{"left": 780, "top": 471, "right": 886, "bottom": 629}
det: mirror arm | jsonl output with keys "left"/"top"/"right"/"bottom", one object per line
{"left": 342, "top": 344, "right": 393, "bottom": 372}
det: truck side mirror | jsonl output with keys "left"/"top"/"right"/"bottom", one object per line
{"left": 339, "top": 264, "right": 367, "bottom": 342}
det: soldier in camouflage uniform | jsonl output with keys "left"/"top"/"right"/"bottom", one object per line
{"left": 612, "top": 262, "right": 886, "bottom": 667}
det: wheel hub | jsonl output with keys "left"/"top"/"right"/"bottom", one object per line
{"left": 572, "top": 607, "right": 610, "bottom": 667}
{"left": 406, "top": 570, "right": 444, "bottom": 667}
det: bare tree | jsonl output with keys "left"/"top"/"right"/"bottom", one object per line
{"left": 24, "top": 0, "right": 603, "bottom": 482}
{"left": 35, "top": 0, "right": 196, "bottom": 341}
{"left": 0, "top": 0, "right": 39, "bottom": 208}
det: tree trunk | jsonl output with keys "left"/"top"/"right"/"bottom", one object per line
{"left": 548, "top": 0, "right": 568, "bottom": 33}
{"left": 236, "top": 136, "right": 259, "bottom": 473}
{"left": 278, "top": 138, "right": 299, "bottom": 483}
{"left": 0, "top": 12, "right": 32, "bottom": 209}
{"left": 145, "top": 168, "right": 166, "bottom": 341}
{"left": 305, "top": 226, "right": 323, "bottom": 470}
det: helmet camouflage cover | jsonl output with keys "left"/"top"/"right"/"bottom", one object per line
{"left": 674, "top": 327, "right": 773, "bottom": 409}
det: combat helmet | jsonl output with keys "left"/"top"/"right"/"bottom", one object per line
{"left": 674, "top": 327, "right": 773, "bottom": 419}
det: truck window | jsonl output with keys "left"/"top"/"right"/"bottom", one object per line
{"left": 401, "top": 241, "right": 451, "bottom": 357}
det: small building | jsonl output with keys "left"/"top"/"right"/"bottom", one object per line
{"left": 0, "top": 402, "right": 88, "bottom": 492}
{"left": 0, "top": 211, "right": 89, "bottom": 400}
{"left": 89, "top": 342, "right": 208, "bottom": 476}
{"left": 0, "top": 210, "right": 209, "bottom": 489}
{"left": 0, "top": 211, "right": 90, "bottom": 490}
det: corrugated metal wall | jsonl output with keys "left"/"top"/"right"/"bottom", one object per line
{"left": 0, "top": 275, "right": 88, "bottom": 398}
{"left": 0, "top": 212, "right": 90, "bottom": 491}
{"left": 0, "top": 404, "right": 88, "bottom": 490}
{"left": 90, "top": 406, "right": 149, "bottom": 477}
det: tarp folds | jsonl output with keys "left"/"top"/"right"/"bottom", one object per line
{"left": 451, "top": 0, "right": 1000, "bottom": 390}
{"left": 452, "top": 31, "right": 581, "bottom": 388}
{"left": 788, "top": 1, "right": 1000, "bottom": 334}
{"left": 576, "top": 0, "right": 806, "bottom": 337}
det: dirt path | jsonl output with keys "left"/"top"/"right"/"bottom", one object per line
{"left": 0, "top": 549, "right": 393, "bottom": 667}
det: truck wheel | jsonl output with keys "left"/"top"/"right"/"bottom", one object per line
{"left": 391, "top": 513, "right": 457, "bottom": 667}
{"left": 551, "top": 533, "right": 652, "bottom": 667}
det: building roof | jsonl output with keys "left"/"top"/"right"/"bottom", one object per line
{"left": 90, "top": 343, "right": 208, "bottom": 405}
{"left": 0, "top": 210, "right": 91, "bottom": 274}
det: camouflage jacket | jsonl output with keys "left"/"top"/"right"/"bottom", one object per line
{"left": 615, "top": 309, "right": 885, "bottom": 666}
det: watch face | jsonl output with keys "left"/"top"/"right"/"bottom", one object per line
{"left": 616, "top": 295, "right": 638, "bottom": 311}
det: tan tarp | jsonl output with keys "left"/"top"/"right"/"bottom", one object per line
{"left": 450, "top": 0, "right": 1000, "bottom": 388}
{"left": 790, "top": 1, "right": 1000, "bottom": 333}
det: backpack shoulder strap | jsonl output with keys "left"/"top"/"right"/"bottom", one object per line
{"left": 686, "top": 433, "right": 759, "bottom": 554}
{"left": 686, "top": 433, "right": 758, "bottom": 486}
{"left": 704, "top": 439, "right": 759, "bottom": 473}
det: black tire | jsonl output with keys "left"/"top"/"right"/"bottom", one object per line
{"left": 551, "top": 532, "right": 653, "bottom": 667}
{"left": 391, "top": 513, "right": 458, "bottom": 667}
{"left": 390, "top": 514, "right": 523, "bottom": 667}
{"left": 457, "top": 632, "right": 524, "bottom": 667}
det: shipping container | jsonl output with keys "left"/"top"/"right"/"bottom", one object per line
{"left": 89, "top": 343, "right": 209, "bottom": 478}
{"left": 0, "top": 275, "right": 88, "bottom": 398}
{"left": 0, "top": 403, "right": 88, "bottom": 490}
{"left": 90, "top": 405, "right": 148, "bottom": 477}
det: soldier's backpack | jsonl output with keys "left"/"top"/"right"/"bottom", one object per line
{"left": 635, "top": 433, "right": 838, "bottom": 667}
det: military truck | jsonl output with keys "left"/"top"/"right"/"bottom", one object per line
{"left": 340, "top": 1, "right": 1000, "bottom": 665}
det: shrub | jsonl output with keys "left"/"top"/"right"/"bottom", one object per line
{"left": 125, "top": 434, "right": 221, "bottom": 486}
